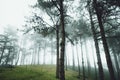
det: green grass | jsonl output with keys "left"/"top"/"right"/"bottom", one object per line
{"left": 0, "top": 65, "right": 79, "bottom": 80}
{"left": 0, "top": 65, "right": 111, "bottom": 80}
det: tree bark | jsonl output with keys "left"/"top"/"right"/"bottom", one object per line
{"left": 88, "top": 3, "right": 105, "bottom": 80}
{"left": 5, "top": 48, "right": 11, "bottom": 65}
{"left": 84, "top": 38, "right": 91, "bottom": 77}
{"left": 65, "top": 48, "right": 67, "bottom": 71}
{"left": 0, "top": 42, "right": 6, "bottom": 64}
{"left": 93, "top": 0, "right": 116, "bottom": 80}
{"left": 80, "top": 37, "right": 85, "bottom": 80}
{"left": 59, "top": 0, "right": 66, "bottom": 80}
{"left": 56, "top": 24, "right": 60, "bottom": 78}
{"left": 38, "top": 45, "right": 40, "bottom": 65}
{"left": 43, "top": 41, "right": 46, "bottom": 65}
{"left": 76, "top": 42, "right": 81, "bottom": 78}
{"left": 51, "top": 37, "right": 53, "bottom": 64}
{"left": 112, "top": 47, "right": 120, "bottom": 80}
{"left": 15, "top": 48, "right": 20, "bottom": 66}
{"left": 71, "top": 44, "right": 75, "bottom": 70}
{"left": 92, "top": 44, "right": 98, "bottom": 80}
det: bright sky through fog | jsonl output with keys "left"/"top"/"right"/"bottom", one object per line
{"left": 0, "top": 0, "right": 37, "bottom": 33}
{"left": 0, "top": 0, "right": 108, "bottom": 68}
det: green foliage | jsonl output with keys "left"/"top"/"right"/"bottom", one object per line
{"left": 106, "top": 0, "right": 120, "bottom": 7}
{"left": 36, "top": 0, "right": 57, "bottom": 10}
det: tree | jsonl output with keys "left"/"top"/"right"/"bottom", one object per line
{"left": 0, "top": 26, "right": 19, "bottom": 65}
{"left": 87, "top": 1, "right": 105, "bottom": 80}
{"left": 93, "top": 0, "right": 116, "bottom": 80}
{"left": 0, "top": 35, "right": 8, "bottom": 64}
{"left": 32, "top": 0, "right": 68, "bottom": 79}
{"left": 75, "top": 41, "right": 81, "bottom": 78}
{"left": 71, "top": 43, "right": 75, "bottom": 70}
{"left": 80, "top": 36, "right": 85, "bottom": 80}
{"left": 107, "top": 32, "right": 120, "bottom": 80}
{"left": 59, "top": 0, "right": 66, "bottom": 80}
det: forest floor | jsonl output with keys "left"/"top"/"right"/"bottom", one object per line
{"left": 0, "top": 65, "right": 84, "bottom": 80}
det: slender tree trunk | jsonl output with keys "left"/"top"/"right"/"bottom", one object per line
{"left": 118, "top": 54, "right": 120, "bottom": 68}
{"left": 67, "top": 54, "right": 70, "bottom": 68}
{"left": 16, "top": 40, "right": 23, "bottom": 65}
{"left": 20, "top": 51, "right": 25, "bottom": 65}
{"left": 91, "top": 44, "right": 98, "bottom": 80}
{"left": 38, "top": 46, "right": 40, "bottom": 65}
{"left": 88, "top": 3, "right": 105, "bottom": 80}
{"left": 76, "top": 42, "right": 81, "bottom": 78}
{"left": 71, "top": 44, "right": 75, "bottom": 70}
{"left": 93, "top": 0, "right": 116, "bottom": 80}
{"left": 59, "top": 0, "right": 66, "bottom": 80}
{"left": 92, "top": 46, "right": 98, "bottom": 80}
{"left": 5, "top": 49, "right": 11, "bottom": 65}
{"left": 51, "top": 37, "right": 54, "bottom": 64}
{"left": 65, "top": 48, "right": 67, "bottom": 71}
{"left": 15, "top": 48, "right": 20, "bottom": 65}
{"left": 80, "top": 37, "right": 85, "bottom": 80}
{"left": 0, "top": 42, "right": 6, "bottom": 64}
{"left": 43, "top": 41, "right": 46, "bottom": 65}
{"left": 31, "top": 48, "right": 36, "bottom": 65}
{"left": 65, "top": 56, "right": 67, "bottom": 71}
{"left": 112, "top": 47, "right": 120, "bottom": 80}
{"left": 84, "top": 38, "right": 91, "bottom": 77}
{"left": 117, "top": 54, "right": 120, "bottom": 78}
{"left": 33, "top": 48, "right": 36, "bottom": 65}
{"left": 56, "top": 24, "right": 60, "bottom": 78}
{"left": 20, "top": 53, "right": 23, "bottom": 65}
{"left": 31, "top": 49, "right": 34, "bottom": 65}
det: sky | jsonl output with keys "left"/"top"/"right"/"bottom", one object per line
{"left": 0, "top": 0, "right": 80, "bottom": 33}
{"left": 0, "top": 0, "right": 37, "bottom": 33}
{"left": 0, "top": 0, "right": 108, "bottom": 68}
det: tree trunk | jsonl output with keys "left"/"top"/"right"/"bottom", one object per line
{"left": 31, "top": 49, "right": 34, "bottom": 65}
{"left": 51, "top": 38, "right": 53, "bottom": 64}
{"left": 84, "top": 38, "right": 91, "bottom": 77}
{"left": 38, "top": 45, "right": 40, "bottom": 65}
{"left": 56, "top": 24, "right": 60, "bottom": 78}
{"left": 88, "top": 3, "right": 104, "bottom": 80}
{"left": 71, "top": 44, "right": 75, "bottom": 70}
{"left": 93, "top": 0, "right": 116, "bottom": 80}
{"left": 5, "top": 49, "right": 11, "bottom": 65}
{"left": 76, "top": 42, "right": 81, "bottom": 78}
{"left": 59, "top": 0, "right": 66, "bottom": 80}
{"left": 20, "top": 51, "right": 26, "bottom": 65}
{"left": 65, "top": 50, "right": 67, "bottom": 71}
{"left": 118, "top": 54, "right": 120, "bottom": 65}
{"left": 80, "top": 37, "right": 85, "bottom": 80}
{"left": 112, "top": 47, "right": 120, "bottom": 80}
{"left": 0, "top": 42, "right": 6, "bottom": 64}
{"left": 91, "top": 41, "right": 98, "bottom": 80}
{"left": 15, "top": 48, "right": 20, "bottom": 66}
{"left": 43, "top": 41, "right": 46, "bottom": 65}
{"left": 33, "top": 48, "right": 36, "bottom": 65}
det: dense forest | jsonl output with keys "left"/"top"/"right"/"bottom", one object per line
{"left": 0, "top": 0, "right": 120, "bottom": 80}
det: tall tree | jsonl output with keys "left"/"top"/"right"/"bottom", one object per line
{"left": 87, "top": 1, "right": 105, "bottom": 80}
{"left": 71, "top": 44, "right": 75, "bottom": 70}
{"left": 93, "top": 0, "right": 116, "bottom": 80}
{"left": 59, "top": 0, "right": 66, "bottom": 80}
{"left": 56, "top": 24, "right": 60, "bottom": 78}
{"left": 80, "top": 36, "right": 85, "bottom": 80}
{"left": 84, "top": 38, "right": 91, "bottom": 77}
{"left": 76, "top": 41, "right": 81, "bottom": 78}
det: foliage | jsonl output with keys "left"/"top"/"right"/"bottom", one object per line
{"left": 0, "top": 27, "right": 19, "bottom": 65}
